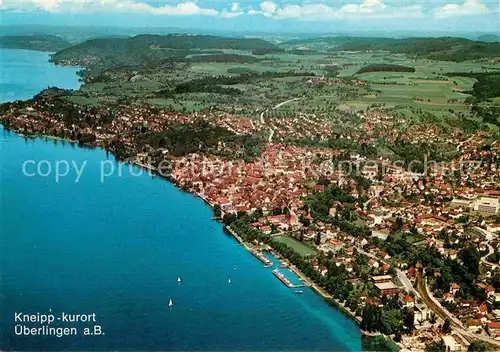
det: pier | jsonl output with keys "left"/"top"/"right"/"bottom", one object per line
{"left": 250, "top": 250, "right": 273, "bottom": 267}
{"left": 272, "top": 269, "right": 305, "bottom": 288}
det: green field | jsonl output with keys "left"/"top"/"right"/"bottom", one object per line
{"left": 273, "top": 235, "right": 317, "bottom": 257}
{"left": 45, "top": 34, "right": 499, "bottom": 132}
{"left": 391, "top": 232, "right": 425, "bottom": 245}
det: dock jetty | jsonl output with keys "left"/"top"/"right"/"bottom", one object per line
{"left": 272, "top": 268, "right": 305, "bottom": 288}
{"left": 250, "top": 250, "right": 273, "bottom": 267}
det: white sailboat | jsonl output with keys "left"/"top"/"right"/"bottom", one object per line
{"left": 177, "top": 276, "right": 182, "bottom": 284}
{"left": 228, "top": 278, "right": 232, "bottom": 284}
{"left": 168, "top": 298, "right": 174, "bottom": 307}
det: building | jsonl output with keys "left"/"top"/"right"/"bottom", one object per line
{"left": 443, "top": 293, "right": 455, "bottom": 303}
{"left": 450, "top": 282, "right": 461, "bottom": 296}
{"left": 470, "top": 197, "right": 499, "bottom": 216}
{"left": 414, "top": 304, "right": 431, "bottom": 326}
{"left": 449, "top": 198, "right": 470, "bottom": 209}
{"left": 372, "top": 275, "right": 393, "bottom": 284}
{"left": 442, "top": 335, "right": 465, "bottom": 352}
{"left": 374, "top": 282, "right": 400, "bottom": 296}
{"left": 399, "top": 294, "right": 415, "bottom": 308}
{"left": 362, "top": 165, "right": 378, "bottom": 180}
{"left": 487, "top": 223, "right": 500, "bottom": 233}
{"left": 368, "top": 258, "right": 379, "bottom": 268}
{"left": 467, "top": 319, "right": 482, "bottom": 332}
{"left": 261, "top": 225, "right": 272, "bottom": 235}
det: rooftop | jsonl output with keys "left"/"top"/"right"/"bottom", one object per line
{"left": 374, "top": 282, "right": 399, "bottom": 290}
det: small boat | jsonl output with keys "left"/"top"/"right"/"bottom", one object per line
{"left": 177, "top": 277, "right": 182, "bottom": 284}
{"left": 228, "top": 278, "right": 232, "bottom": 284}
{"left": 295, "top": 290, "right": 304, "bottom": 294}
{"left": 168, "top": 299, "right": 174, "bottom": 307}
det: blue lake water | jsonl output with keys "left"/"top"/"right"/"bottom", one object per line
{"left": 0, "top": 49, "right": 81, "bottom": 102}
{"left": 0, "top": 49, "right": 363, "bottom": 351}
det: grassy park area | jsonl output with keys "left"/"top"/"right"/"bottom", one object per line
{"left": 273, "top": 235, "right": 318, "bottom": 257}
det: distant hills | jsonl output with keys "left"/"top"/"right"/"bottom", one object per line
{"left": 0, "top": 35, "right": 71, "bottom": 52}
{"left": 52, "top": 34, "right": 277, "bottom": 61}
{"left": 478, "top": 34, "right": 500, "bottom": 43}
{"left": 4, "top": 34, "right": 499, "bottom": 64}
{"left": 282, "top": 36, "right": 500, "bottom": 62}
{"left": 48, "top": 34, "right": 279, "bottom": 77}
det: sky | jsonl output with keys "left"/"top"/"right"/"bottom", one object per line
{"left": 1, "top": 0, "right": 499, "bottom": 34}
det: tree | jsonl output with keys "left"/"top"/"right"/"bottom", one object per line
{"left": 213, "top": 204, "right": 221, "bottom": 218}
{"left": 403, "top": 308, "right": 415, "bottom": 331}
{"left": 299, "top": 214, "right": 310, "bottom": 227}
{"left": 223, "top": 213, "right": 237, "bottom": 225}
{"left": 393, "top": 216, "right": 403, "bottom": 232}
{"left": 468, "top": 340, "right": 494, "bottom": 352}
{"left": 361, "top": 305, "right": 378, "bottom": 332}
{"left": 426, "top": 339, "right": 446, "bottom": 352}
{"left": 315, "top": 233, "right": 321, "bottom": 246}
{"left": 442, "top": 318, "right": 451, "bottom": 334}
{"left": 380, "top": 308, "right": 402, "bottom": 335}
{"left": 461, "top": 246, "right": 480, "bottom": 277}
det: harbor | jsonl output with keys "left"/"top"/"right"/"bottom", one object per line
{"left": 250, "top": 249, "right": 273, "bottom": 267}
{"left": 272, "top": 268, "right": 306, "bottom": 289}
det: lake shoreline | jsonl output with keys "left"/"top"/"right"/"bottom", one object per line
{"left": 0, "top": 49, "right": 373, "bottom": 351}
{"left": 5, "top": 123, "right": 369, "bottom": 330}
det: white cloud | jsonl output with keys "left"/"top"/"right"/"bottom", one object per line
{"left": 219, "top": 2, "right": 243, "bottom": 18}
{"left": 1, "top": 0, "right": 219, "bottom": 16}
{"left": 11, "top": 0, "right": 492, "bottom": 22}
{"left": 152, "top": 2, "right": 218, "bottom": 16}
{"left": 260, "top": 1, "right": 277, "bottom": 17}
{"left": 287, "top": 3, "right": 341, "bottom": 20}
{"left": 340, "top": 0, "right": 386, "bottom": 14}
{"left": 220, "top": 9, "right": 244, "bottom": 18}
{"left": 434, "top": 0, "right": 490, "bottom": 18}
{"left": 275, "top": 4, "right": 301, "bottom": 19}
{"left": 271, "top": 0, "right": 423, "bottom": 21}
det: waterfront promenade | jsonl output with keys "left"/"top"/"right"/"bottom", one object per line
{"left": 225, "top": 225, "right": 363, "bottom": 325}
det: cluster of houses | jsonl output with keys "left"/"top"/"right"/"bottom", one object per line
{"left": 438, "top": 282, "right": 500, "bottom": 340}
{"left": 3, "top": 93, "right": 500, "bottom": 349}
{"left": 171, "top": 143, "right": 342, "bottom": 214}
{"left": 263, "top": 113, "right": 334, "bottom": 142}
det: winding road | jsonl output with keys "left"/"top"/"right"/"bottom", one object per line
{"left": 472, "top": 226, "right": 497, "bottom": 267}
{"left": 417, "top": 273, "right": 500, "bottom": 347}
{"left": 260, "top": 98, "right": 303, "bottom": 142}
{"left": 357, "top": 246, "right": 500, "bottom": 346}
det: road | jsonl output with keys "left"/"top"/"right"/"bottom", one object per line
{"left": 273, "top": 97, "right": 302, "bottom": 109}
{"left": 456, "top": 135, "right": 475, "bottom": 152}
{"left": 358, "top": 246, "right": 500, "bottom": 346}
{"left": 472, "top": 226, "right": 497, "bottom": 267}
{"left": 417, "top": 273, "right": 500, "bottom": 347}
{"left": 396, "top": 269, "right": 421, "bottom": 299}
{"left": 481, "top": 242, "right": 494, "bottom": 265}
{"left": 268, "top": 128, "right": 274, "bottom": 142}
{"left": 473, "top": 226, "right": 498, "bottom": 240}
{"left": 259, "top": 98, "right": 302, "bottom": 142}
{"left": 356, "top": 245, "right": 421, "bottom": 298}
